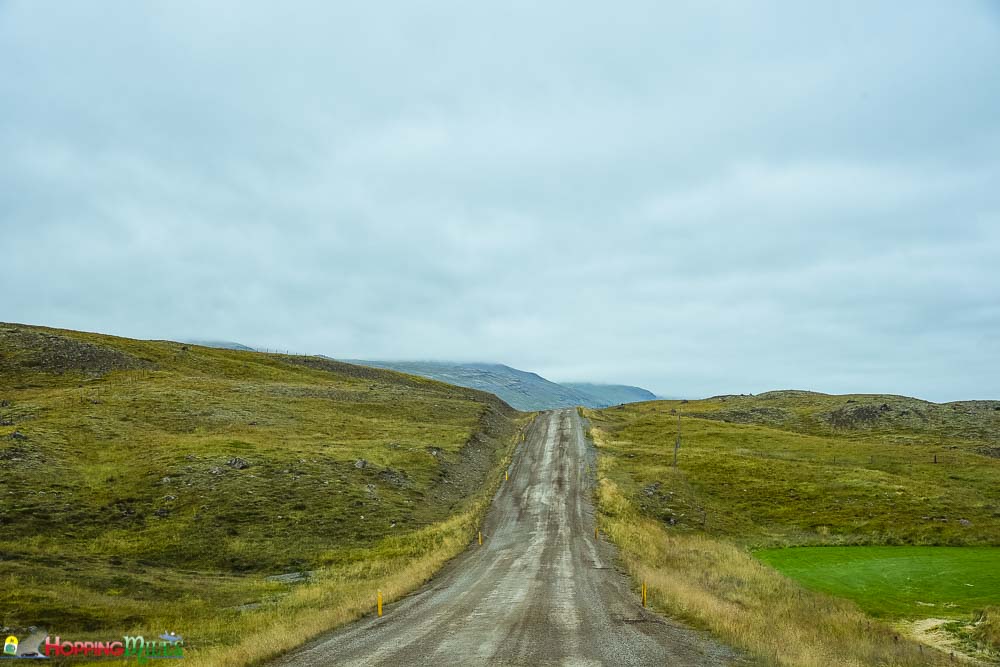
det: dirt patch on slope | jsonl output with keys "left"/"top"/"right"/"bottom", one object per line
{"left": 0, "top": 325, "right": 154, "bottom": 376}
{"left": 416, "top": 402, "right": 519, "bottom": 519}
{"left": 825, "top": 403, "right": 890, "bottom": 429}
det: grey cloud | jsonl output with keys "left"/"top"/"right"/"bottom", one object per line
{"left": 2, "top": 1, "right": 999, "bottom": 401}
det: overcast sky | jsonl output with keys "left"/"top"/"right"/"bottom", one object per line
{"left": 3, "top": 2, "right": 999, "bottom": 401}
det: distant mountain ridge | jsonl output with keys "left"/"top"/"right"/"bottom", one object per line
{"left": 182, "top": 339, "right": 255, "bottom": 351}
{"left": 347, "top": 360, "right": 655, "bottom": 411}
{"left": 561, "top": 382, "right": 656, "bottom": 406}
{"left": 181, "top": 341, "right": 657, "bottom": 411}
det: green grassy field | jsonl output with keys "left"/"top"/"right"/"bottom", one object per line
{"left": 0, "top": 323, "right": 525, "bottom": 665}
{"left": 755, "top": 546, "right": 1000, "bottom": 618}
{"left": 586, "top": 392, "right": 1000, "bottom": 665}
{"left": 590, "top": 392, "right": 1000, "bottom": 546}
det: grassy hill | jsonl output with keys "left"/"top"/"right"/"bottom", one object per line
{"left": 584, "top": 391, "right": 1000, "bottom": 666}
{"left": 591, "top": 390, "right": 1000, "bottom": 545}
{"left": 0, "top": 323, "right": 525, "bottom": 665}
{"left": 349, "top": 360, "right": 654, "bottom": 410}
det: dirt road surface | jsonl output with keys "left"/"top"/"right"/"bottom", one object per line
{"left": 273, "top": 409, "right": 744, "bottom": 666}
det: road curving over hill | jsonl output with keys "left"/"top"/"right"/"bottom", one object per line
{"left": 273, "top": 409, "right": 743, "bottom": 666}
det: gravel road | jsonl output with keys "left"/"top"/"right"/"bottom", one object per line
{"left": 273, "top": 409, "right": 744, "bottom": 666}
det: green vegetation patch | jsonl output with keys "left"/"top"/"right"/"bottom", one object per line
{"left": 588, "top": 393, "right": 1000, "bottom": 546}
{"left": 755, "top": 546, "right": 1000, "bottom": 618}
{"left": 0, "top": 323, "right": 524, "bottom": 659}
{"left": 586, "top": 393, "right": 1000, "bottom": 663}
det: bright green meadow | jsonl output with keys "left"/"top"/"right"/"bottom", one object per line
{"left": 755, "top": 546, "right": 1000, "bottom": 618}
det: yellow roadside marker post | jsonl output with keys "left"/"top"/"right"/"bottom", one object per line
{"left": 377, "top": 590, "right": 383, "bottom": 617}
{"left": 641, "top": 582, "right": 647, "bottom": 607}
{"left": 505, "top": 470, "right": 509, "bottom": 481}
{"left": 478, "top": 530, "right": 483, "bottom": 545}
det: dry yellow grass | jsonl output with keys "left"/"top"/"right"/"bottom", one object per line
{"left": 972, "top": 608, "right": 1000, "bottom": 657}
{"left": 186, "top": 436, "right": 519, "bottom": 667}
{"left": 187, "top": 512, "right": 468, "bottom": 666}
{"left": 592, "top": 425, "right": 950, "bottom": 667}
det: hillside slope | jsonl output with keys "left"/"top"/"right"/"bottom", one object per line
{"left": 0, "top": 323, "right": 522, "bottom": 662}
{"left": 588, "top": 390, "right": 1000, "bottom": 545}
{"left": 349, "top": 360, "right": 655, "bottom": 410}
{"left": 584, "top": 391, "right": 1000, "bottom": 666}
{"left": 346, "top": 361, "right": 586, "bottom": 410}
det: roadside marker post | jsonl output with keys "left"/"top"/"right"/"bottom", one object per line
{"left": 505, "top": 470, "right": 509, "bottom": 481}
{"left": 478, "top": 530, "right": 483, "bottom": 546}
{"left": 377, "top": 590, "right": 383, "bottom": 617}
{"left": 641, "top": 582, "right": 647, "bottom": 607}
